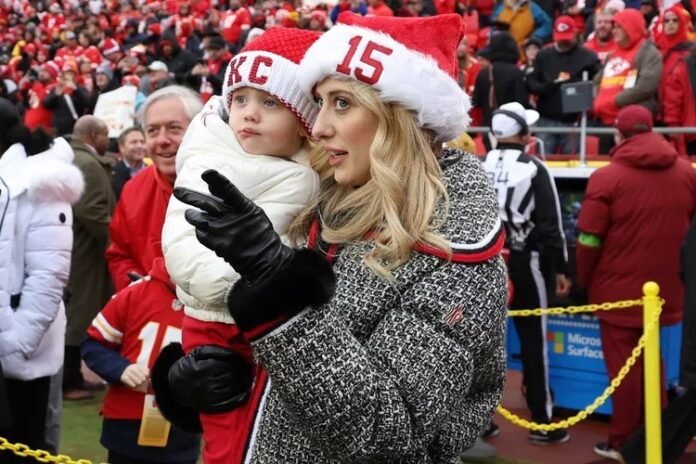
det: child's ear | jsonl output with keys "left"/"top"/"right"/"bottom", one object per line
{"left": 298, "top": 124, "right": 308, "bottom": 138}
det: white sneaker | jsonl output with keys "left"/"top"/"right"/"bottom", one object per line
{"left": 593, "top": 442, "right": 624, "bottom": 462}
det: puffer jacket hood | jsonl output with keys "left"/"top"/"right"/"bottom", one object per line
{"left": 610, "top": 132, "right": 678, "bottom": 169}
{"left": 0, "top": 137, "right": 84, "bottom": 204}
{"left": 613, "top": 9, "right": 647, "bottom": 49}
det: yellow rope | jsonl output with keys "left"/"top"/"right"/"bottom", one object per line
{"left": 0, "top": 437, "right": 96, "bottom": 463}
{"left": 507, "top": 299, "right": 643, "bottom": 317}
{"left": 498, "top": 297, "right": 663, "bottom": 430}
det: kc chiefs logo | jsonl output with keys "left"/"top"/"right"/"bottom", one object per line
{"left": 603, "top": 57, "right": 631, "bottom": 78}
{"left": 227, "top": 54, "right": 275, "bottom": 86}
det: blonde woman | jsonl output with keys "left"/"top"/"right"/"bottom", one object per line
{"left": 174, "top": 13, "right": 508, "bottom": 463}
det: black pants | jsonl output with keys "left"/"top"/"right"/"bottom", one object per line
{"left": 108, "top": 450, "right": 197, "bottom": 464}
{"left": 509, "top": 249, "right": 554, "bottom": 424}
{"left": 621, "top": 389, "right": 696, "bottom": 464}
{"left": 0, "top": 377, "right": 50, "bottom": 463}
{"left": 62, "top": 345, "right": 84, "bottom": 391}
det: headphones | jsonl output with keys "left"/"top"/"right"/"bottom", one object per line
{"left": 492, "top": 109, "right": 529, "bottom": 136}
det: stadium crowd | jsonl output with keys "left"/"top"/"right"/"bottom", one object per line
{"left": 0, "top": 0, "right": 694, "bottom": 154}
{"left": 0, "top": 0, "right": 695, "bottom": 463}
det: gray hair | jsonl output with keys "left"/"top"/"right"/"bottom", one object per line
{"left": 137, "top": 85, "right": 203, "bottom": 126}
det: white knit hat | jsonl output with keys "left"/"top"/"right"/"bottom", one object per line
{"left": 222, "top": 28, "right": 321, "bottom": 133}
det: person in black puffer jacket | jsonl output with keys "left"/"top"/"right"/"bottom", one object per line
{"left": 472, "top": 31, "right": 530, "bottom": 150}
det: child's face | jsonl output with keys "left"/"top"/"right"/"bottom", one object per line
{"left": 228, "top": 87, "right": 305, "bottom": 157}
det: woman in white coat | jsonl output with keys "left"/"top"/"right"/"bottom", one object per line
{"left": 0, "top": 100, "right": 83, "bottom": 460}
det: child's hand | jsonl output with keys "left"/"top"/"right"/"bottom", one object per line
{"left": 121, "top": 364, "right": 150, "bottom": 392}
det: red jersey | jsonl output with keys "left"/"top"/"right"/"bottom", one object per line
{"left": 86, "top": 258, "right": 185, "bottom": 420}
{"left": 221, "top": 8, "right": 251, "bottom": 45}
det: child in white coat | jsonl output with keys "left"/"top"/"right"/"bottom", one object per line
{"left": 155, "top": 27, "right": 321, "bottom": 464}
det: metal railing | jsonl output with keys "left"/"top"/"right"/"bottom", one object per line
{"left": 468, "top": 126, "right": 696, "bottom": 166}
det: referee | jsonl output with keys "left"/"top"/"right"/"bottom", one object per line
{"left": 482, "top": 102, "right": 571, "bottom": 445}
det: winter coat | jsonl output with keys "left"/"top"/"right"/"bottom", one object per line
{"left": 65, "top": 141, "right": 117, "bottom": 346}
{"left": 526, "top": 43, "right": 601, "bottom": 122}
{"left": 105, "top": 165, "right": 172, "bottom": 292}
{"left": 43, "top": 86, "right": 91, "bottom": 136}
{"left": 158, "top": 33, "right": 199, "bottom": 84}
{"left": 473, "top": 32, "right": 529, "bottom": 127}
{"left": 680, "top": 215, "right": 696, "bottom": 390}
{"left": 162, "top": 97, "right": 319, "bottom": 324}
{"left": 492, "top": 0, "right": 553, "bottom": 44}
{"left": 577, "top": 132, "right": 696, "bottom": 328}
{"left": 593, "top": 11, "right": 663, "bottom": 124}
{"left": 0, "top": 138, "right": 83, "bottom": 379}
{"left": 240, "top": 150, "right": 508, "bottom": 463}
{"left": 663, "top": 53, "right": 696, "bottom": 149}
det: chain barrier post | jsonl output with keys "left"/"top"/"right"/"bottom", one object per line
{"left": 642, "top": 281, "right": 662, "bottom": 464}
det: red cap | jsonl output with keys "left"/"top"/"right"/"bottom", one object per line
{"left": 553, "top": 16, "right": 577, "bottom": 42}
{"left": 614, "top": 105, "right": 653, "bottom": 134}
{"left": 23, "top": 43, "right": 37, "bottom": 54}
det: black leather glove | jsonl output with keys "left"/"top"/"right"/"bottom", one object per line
{"left": 151, "top": 343, "right": 202, "bottom": 433}
{"left": 168, "top": 345, "right": 253, "bottom": 414}
{"left": 174, "top": 170, "right": 337, "bottom": 340}
{"left": 173, "top": 169, "right": 293, "bottom": 284}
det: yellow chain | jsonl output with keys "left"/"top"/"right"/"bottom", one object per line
{"left": 497, "top": 298, "right": 663, "bottom": 431}
{"left": 0, "top": 438, "right": 95, "bottom": 464}
{"left": 507, "top": 299, "right": 643, "bottom": 317}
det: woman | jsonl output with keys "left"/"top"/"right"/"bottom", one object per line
{"left": 172, "top": 13, "right": 507, "bottom": 463}
{"left": 0, "top": 100, "right": 83, "bottom": 459}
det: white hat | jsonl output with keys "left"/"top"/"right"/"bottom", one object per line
{"left": 491, "top": 102, "right": 539, "bottom": 138}
{"left": 148, "top": 61, "right": 169, "bottom": 72}
{"left": 222, "top": 28, "right": 321, "bottom": 134}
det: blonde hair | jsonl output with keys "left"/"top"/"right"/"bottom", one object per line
{"left": 289, "top": 80, "right": 451, "bottom": 279}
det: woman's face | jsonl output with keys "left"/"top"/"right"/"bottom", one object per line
{"left": 312, "top": 78, "right": 378, "bottom": 187}
{"left": 663, "top": 12, "right": 680, "bottom": 36}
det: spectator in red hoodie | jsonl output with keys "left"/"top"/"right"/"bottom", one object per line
{"left": 663, "top": 43, "right": 696, "bottom": 156}
{"left": 576, "top": 105, "right": 696, "bottom": 461}
{"left": 19, "top": 62, "right": 57, "bottom": 132}
{"left": 592, "top": 9, "right": 662, "bottom": 153}
{"left": 654, "top": 6, "right": 694, "bottom": 124}
{"left": 585, "top": 9, "right": 618, "bottom": 64}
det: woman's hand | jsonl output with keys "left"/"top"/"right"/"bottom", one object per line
{"left": 173, "top": 170, "right": 294, "bottom": 284}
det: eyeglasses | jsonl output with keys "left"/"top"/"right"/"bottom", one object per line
{"left": 663, "top": 18, "right": 679, "bottom": 23}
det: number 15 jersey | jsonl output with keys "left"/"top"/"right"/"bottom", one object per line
{"left": 86, "top": 257, "right": 184, "bottom": 420}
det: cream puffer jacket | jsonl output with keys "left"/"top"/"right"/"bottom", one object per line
{"left": 162, "top": 97, "right": 319, "bottom": 323}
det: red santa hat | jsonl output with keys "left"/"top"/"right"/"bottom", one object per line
{"left": 102, "top": 38, "right": 121, "bottom": 56}
{"left": 42, "top": 61, "right": 60, "bottom": 80}
{"left": 222, "top": 27, "right": 321, "bottom": 134}
{"left": 298, "top": 12, "right": 470, "bottom": 142}
{"left": 83, "top": 46, "right": 103, "bottom": 68}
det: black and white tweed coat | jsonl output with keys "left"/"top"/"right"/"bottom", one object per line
{"left": 244, "top": 149, "right": 508, "bottom": 463}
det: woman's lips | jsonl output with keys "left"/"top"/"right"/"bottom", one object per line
{"left": 327, "top": 151, "right": 347, "bottom": 167}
